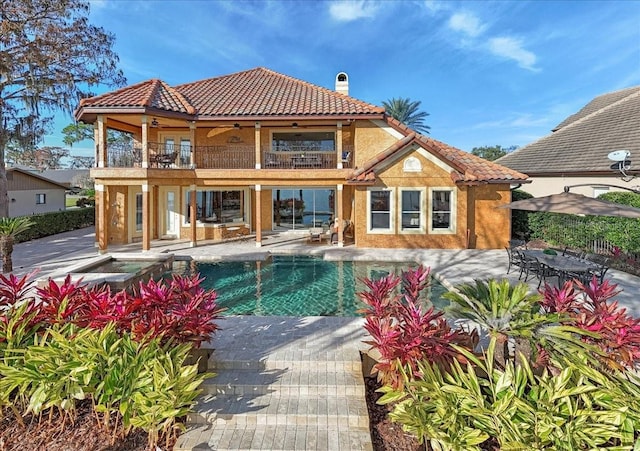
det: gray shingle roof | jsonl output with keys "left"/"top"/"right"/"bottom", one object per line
{"left": 497, "top": 86, "right": 640, "bottom": 175}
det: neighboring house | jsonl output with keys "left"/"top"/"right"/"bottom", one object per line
{"left": 74, "top": 67, "right": 527, "bottom": 252}
{"left": 40, "top": 169, "right": 92, "bottom": 192}
{"left": 497, "top": 85, "right": 640, "bottom": 197}
{"left": 7, "top": 168, "right": 68, "bottom": 217}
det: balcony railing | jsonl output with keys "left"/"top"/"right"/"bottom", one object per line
{"left": 196, "top": 145, "right": 255, "bottom": 169}
{"left": 102, "top": 143, "right": 352, "bottom": 170}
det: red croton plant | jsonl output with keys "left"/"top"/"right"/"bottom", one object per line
{"left": 361, "top": 265, "right": 640, "bottom": 387}
{"left": 0, "top": 271, "right": 225, "bottom": 348}
{"left": 359, "top": 265, "right": 478, "bottom": 388}
{"left": 541, "top": 276, "right": 640, "bottom": 370}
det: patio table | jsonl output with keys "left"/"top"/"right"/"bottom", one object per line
{"left": 521, "top": 250, "right": 599, "bottom": 285}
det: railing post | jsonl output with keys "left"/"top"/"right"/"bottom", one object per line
{"left": 141, "top": 116, "right": 149, "bottom": 168}
{"left": 96, "top": 115, "right": 107, "bottom": 168}
{"left": 189, "top": 121, "right": 196, "bottom": 168}
{"left": 255, "top": 122, "right": 261, "bottom": 169}
{"left": 337, "top": 121, "right": 343, "bottom": 169}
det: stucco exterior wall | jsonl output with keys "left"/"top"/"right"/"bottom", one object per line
{"left": 8, "top": 189, "right": 66, "bottom": 217}
{"left": 520, "top": 176, "right": 635, "bottom": 197}
{"left": 107, "top": 186, "right": 129, "bottom": 244}
{"left": 353, "top": 120, "right": 398, "bottom": 167}
{"left": 469, "top": 184, "right": 512, "bottom": 249}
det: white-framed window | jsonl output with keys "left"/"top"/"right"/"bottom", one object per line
{"left": 135, "top": 193, "right": 143, "bottom": 232}
{"left": 429, "top": 188, "right": 456, "bottom": 234}
{"left": 399, "top": 187, "right": 426, "bottom": 233}
{"left": 36, "top": 193, "right": 46, "bottom": 204}
{"left": 367, "top": 187, "right": 394, "bottom": 233}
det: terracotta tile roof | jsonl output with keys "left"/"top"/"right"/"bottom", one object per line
{"left": 347, "top": 117, "right": 529, "bottom": 185}
{"left": 497, "top": 86, "right": 640, "bottom": 175}
{"left": 77, "top": 79, "right": 196, "bottom": 114}
{"left": 77, "top": 67, "right": 384, "bottom": 119}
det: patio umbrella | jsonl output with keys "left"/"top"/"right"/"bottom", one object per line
{"left": 501, "top": 191, "right": 640, "bottom": 218}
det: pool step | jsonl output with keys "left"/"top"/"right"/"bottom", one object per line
{"left": 174, "top": 316, "right": 372, "bottom": 451}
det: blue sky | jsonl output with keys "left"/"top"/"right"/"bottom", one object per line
{"left": 46, "top": 0, "right": 640, "bottom": 161}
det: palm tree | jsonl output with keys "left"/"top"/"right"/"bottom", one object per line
{"left": 382, "top": 97, "right": 431, "bottom": 134}
{"left": 0, "top": 217, "right": 33, "bottom": 273}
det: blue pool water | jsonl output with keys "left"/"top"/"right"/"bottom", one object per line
{"left": 171, "top": 256, "right": 448, "bottom": 316}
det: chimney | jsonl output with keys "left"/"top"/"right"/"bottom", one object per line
{"left": 335, "top": 72, "right": 349, "bottom": 96}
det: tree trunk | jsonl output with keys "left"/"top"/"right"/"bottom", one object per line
{"left": 0, "top": 236, "right": 14, "bottom": 273}
{"left": 0, "top": 108, "right": 9, "bottom": 218}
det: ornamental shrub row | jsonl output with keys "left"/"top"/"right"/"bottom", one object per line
{"left": 15, "top": 207, "right": 95, "bottom": 243}
{"left": 0, "top": 272, "right": 224, "bottom": 448}
{"left": 360, "top": 267, "right": 640, "bottom": 449}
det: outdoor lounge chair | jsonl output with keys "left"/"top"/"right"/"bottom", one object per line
{"left": 308, "top": 227, "right": 325, "bottom": 243}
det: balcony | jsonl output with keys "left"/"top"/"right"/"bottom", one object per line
{"left": 102, "top": 142, "right": 352, "bottom": 170}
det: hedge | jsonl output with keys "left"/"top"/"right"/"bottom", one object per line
{"left": 527, "top": 191, "right": 640, "bottom": 253}
{"left": 15, "top": 207, "right": 95, "bottom": 243}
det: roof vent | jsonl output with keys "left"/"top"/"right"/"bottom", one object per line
{"left": 335, "top": 72, "right": 349, "bottom": 96}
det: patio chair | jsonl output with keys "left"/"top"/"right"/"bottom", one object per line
{"left": 308, "top": 227, "right": 325, "bottom": 243}
{"left": 562, "top": 247, "right": 586, "bottom": 260}
{"left": 341, "top": 151, "right": 352, "bottom": 167}
{"left": 506, "top": 246, "right": 524, "bottom": 274}
{"left": 516, "top": 251, "right": 542, "bottom": 282}
{"left": 529, "top": 259, "right": 560, "bottom": 288}
{"left": 508, "top": 239, "right": 527, "bottom": 249}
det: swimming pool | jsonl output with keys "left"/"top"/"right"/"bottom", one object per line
{"left": 170, "top": 255, "right": 448, "bottom": 316}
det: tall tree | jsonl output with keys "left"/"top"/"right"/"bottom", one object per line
{"left": 62, "top": 122, "right": 132, "bottom": 148}
{"left": 382, "top": 97, "right": 431, "bottom": 134}
{"left": 6, "top": 145, "right": 68, "bottom": 170}
{"left": 0, "top": 0, "right": 125, "bottom": 217}
{"left": 471, "top": 145, "right": 518, "bottom": 161}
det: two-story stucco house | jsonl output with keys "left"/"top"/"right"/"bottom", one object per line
{"left": 73, "top": 67, "right": 527, "bottom": 252}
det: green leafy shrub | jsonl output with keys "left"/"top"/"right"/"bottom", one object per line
{"left": 0, "top": 271, "right": 220, "bottom": 447}
{"left": 15, "top": 208, "right": 95, "bottom": 243}
{"left": 380, "top": 338, "right": 640, "bottom": 450}
{"left": 511, "top": 189, "right": 533, "bottom": 240}
{"left": 527, "top": 191, "right": 640, "bottom": 253}
{"left": 362, "top": 268, "right": 640, "bottom": 449}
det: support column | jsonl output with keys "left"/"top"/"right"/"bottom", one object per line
{"left": 142, "top": 183, "right": 151, "bottom": 251}
{"left": 336, "top": 121, "right": 343, "bottom": 169}
{"left": 254, "top": 122, "right": 261, "bottom": 169}
{"left": 141, "top": 116, "right": 149, "bottom": 168}
{"left": 255, "top": 184, "right": 262, "bottom": 247}
{"left": 189, "top": 184, "right": 197, "bottom": 247}
{"left": 95, "top": 184, "right": 108, "bottom": 253}
{"left": 96, "top": 115, "right": 107, "bottom": 168}
{"left": 337, "top": 184, "right": 344, "bottom": 247}
{"left": 189, "top": 121, "right": 196, "bottom": 168}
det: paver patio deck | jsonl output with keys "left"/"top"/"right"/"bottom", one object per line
{"left": 12, "top": 228, "right": 640, "bottom": 450}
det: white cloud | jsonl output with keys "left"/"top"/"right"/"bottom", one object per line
{"left": 423, "top": 0, "right": 447, "bottom": 15}
{"left": 488, "top": 37, "right": 538, "bottom": 71}
{"left": 448, "top": 11, "right": 486, "bottom": 37}
{"left": 329, "top": 1, "right": 379, "bottom": 22}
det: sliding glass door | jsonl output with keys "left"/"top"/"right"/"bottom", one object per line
{"left": 272, "top": 188, "right": 334, "bottom": 230}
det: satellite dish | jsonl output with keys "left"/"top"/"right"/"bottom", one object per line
{"left": 608, "top": 150, "right": 631, "bottom": 162}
